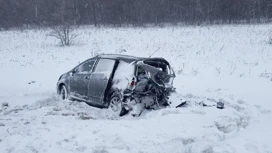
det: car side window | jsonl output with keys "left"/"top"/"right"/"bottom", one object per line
{"left": 76, "top": 60, "right": 95, "bottom": 73}
{"left": 94, "top": 59, "right": 115, "bottom": 73}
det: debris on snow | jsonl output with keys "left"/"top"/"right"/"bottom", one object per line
{"left": 1, "top": 102, "right": 9, "bottom": 108}
{"left": 28, "top": 81, "right": 36, "bottom": 84}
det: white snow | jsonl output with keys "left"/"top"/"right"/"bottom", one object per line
{"left": 0, "top": 24, "right": 272, "bottom": 153}
{"left": 112, "top": 60, "right": 135, "bottom": 90}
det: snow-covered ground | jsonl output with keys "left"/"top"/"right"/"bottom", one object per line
{"left": 0, "top": 24, "right": 272, "bottom": 153}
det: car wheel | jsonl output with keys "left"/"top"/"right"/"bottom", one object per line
{"left": 109, "top": 95, "right": 122, "bottom": 115}
{"left": 59, "top": 85, "right": 68, "bottom": 100}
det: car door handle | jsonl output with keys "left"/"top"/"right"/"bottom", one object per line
{"left": 103, "top": 76, "right": 108, "bottom": 81}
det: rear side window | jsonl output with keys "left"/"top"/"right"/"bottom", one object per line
{"left": 94, "top": 59, "right": 115, "bottom": 72}
{"left": 76, "top": 60, "right": 95, "bottom": 73}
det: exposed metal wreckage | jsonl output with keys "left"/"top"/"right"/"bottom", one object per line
{"left": 109, "top": 58, "right": 178, "bottom": 117}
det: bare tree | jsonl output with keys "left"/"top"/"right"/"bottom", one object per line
{"left": 49, "top": 24, "right": 78, "bottom": 46}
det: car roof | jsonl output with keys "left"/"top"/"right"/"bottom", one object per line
{"left": 96, "top": 54, "right": 168, "bottom": 62}
{"left": 96, "top": 54, "right": 142, "bottom": 60}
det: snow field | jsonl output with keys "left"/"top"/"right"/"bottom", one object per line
{"left": 0, "top": 93, "right": 254, "bottom": 153}
{"left": 0, "top": 24, "right": 272, "bottom": 153}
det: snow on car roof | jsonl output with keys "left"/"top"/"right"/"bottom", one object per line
{"left": 97, "top": 54, "right": 143, "bottom": 60}
{"left": 97, "top": 54, "right": 168, "bottom": 63}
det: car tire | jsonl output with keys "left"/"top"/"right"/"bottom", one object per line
{"left": 109, "top": 94, "right": 122, "bottom": 116}
{"left": 59, "top": 85, "right": 68, "bottom": 100}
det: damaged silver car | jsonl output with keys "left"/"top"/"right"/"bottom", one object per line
{"left": 57, "top": 54, "right": 178, "bottom": 116}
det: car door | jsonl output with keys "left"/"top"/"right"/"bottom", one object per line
{"left": 88, "top": 58, "right": 116, "bottom": 104}
{"left": 69, "top": 59, "right": 96, "bottom": 99}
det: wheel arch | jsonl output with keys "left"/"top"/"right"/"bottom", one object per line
{"left": 57, "top": 83, "right": 66, "bottom": 94}
{"left": 106, "top": 89, "right": 122, "bottom": 108}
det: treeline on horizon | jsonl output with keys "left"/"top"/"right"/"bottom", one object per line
{"left": 0, "top": 0, "right": 272, "bottom": 29}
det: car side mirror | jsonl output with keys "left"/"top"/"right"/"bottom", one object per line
{"left": 70, "top": 69, "right": 77, "bottom": 76}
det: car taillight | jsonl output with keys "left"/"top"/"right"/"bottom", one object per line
{"left": 130, "top": 78, "right": 135, "bottom": 87}
{"left": 128, "top": 78, "right": 135, "bottom": 90}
